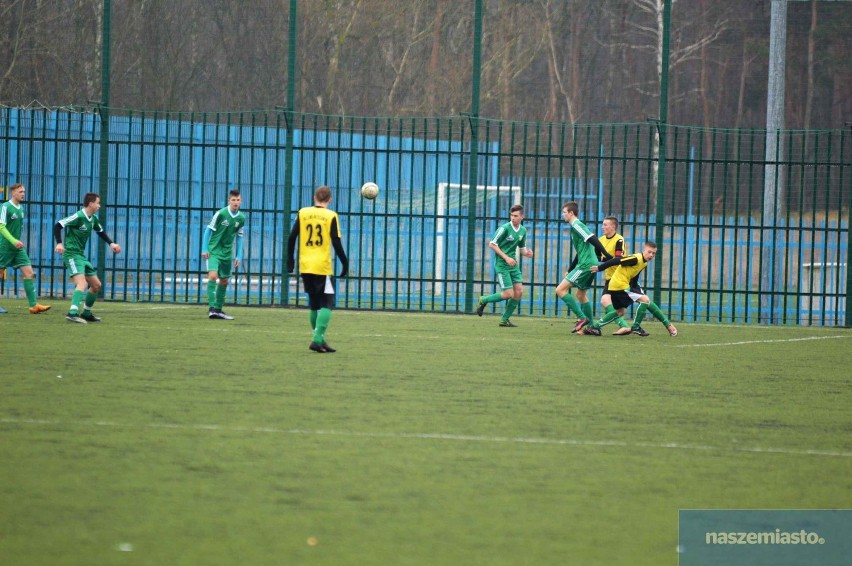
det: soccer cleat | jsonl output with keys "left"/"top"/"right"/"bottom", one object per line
{"left": 80, "top": 312, "right": 102, "bottom": 323}
{"left": 309, "top": 341, "right": 327, "bottom": 353}
{"left": 579, "top": 326, "right": 601, "bottom": 336}
{"left": 321, "top": 342, "right": 337, "bottom": 353}
{"left": 475, "top": 298, "right": 486, "bottom": 317}
{"left": 572, "top": 318, "right": 590, "bottom": 333}
{"left": 612, "top": 326, "right": 633, "bottom": 336}
{"left": 0, "top": 305, "right": 7, "bottom": 314}
{"left": 631, "top": 326, "right": 649, "bottom": 337}
{"left": 66, "top": 314, "right": 87, "bottom": 324}
{"left": 667, "top": 324, "right": 678, "bottom": 337}
{"left": 498, "top": 319, "right": 517, "bottom": 327}
{"left": 29, "top": 303, "right": 52, "bottom": 314}
{"left": 208, "top": 309, "right": 234, "bottom": 320}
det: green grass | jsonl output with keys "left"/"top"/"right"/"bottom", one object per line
{"left": 1, "top": 298, "right": 850, "bottom": 565}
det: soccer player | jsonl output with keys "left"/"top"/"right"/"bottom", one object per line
{"left": 0, "top": 183, "right": 51, "bottom": 315}
{"left": 555, "top": 201, "right": 612, "bottom": 332}
{"left": 598, "top": 216, "right": 630, "bottom": 333}
{"left": 287, "top": 185, "right": 349, "bottom": 353}
{"left": 201, "top": 189, "right": 246, "bottom": 320}
{"left": 475, "top": 204, "right": 534, "bottom": 327}
{"left": 53, "top": 193, "right": 121, "bottom": 323}
{"left": 578, "top": 240, "right": 678, "bottom": 337}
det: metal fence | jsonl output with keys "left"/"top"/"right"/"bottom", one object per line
{"left": 1, "top": 106, "right": 849, "bottom": 325}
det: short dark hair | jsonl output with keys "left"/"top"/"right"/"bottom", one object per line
{"left": 562, "top": 201, "right": 579, "bottom": 216}
{"left": 314, "top": 185, "right": 332, "bottom": 203}
{"left": 509, "top": 204, "right": 524, "bottom": 214}
{"left": 604, "top": 216, "right": 619, "bottom": 227}
{"left": 83, "top": 192, "right": 100, "bottom": 206}
{"left": 644, "top": 240, "right": 657, "bottom": 249}
{"left": 229, "top": 189, "right": 241, "bottom": 198}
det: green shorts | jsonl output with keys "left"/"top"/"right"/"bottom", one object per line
{"left": 563, "top": 266, "right": 596, "bottom": 290}
{"left": 495, "top": 265, "right": 523, "bottom": 290}
{"left": 0, "top": 246, "right": 31, "bottom": 269}
{"left": 64, "top": 254, "right": 96, "bottom": 278}
{"left": 206, "top": 254, "right": 233, "bottom": 278}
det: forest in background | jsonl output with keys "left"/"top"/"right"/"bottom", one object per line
{"left": 0, "top": 0, "right": 850, "bottom": 128}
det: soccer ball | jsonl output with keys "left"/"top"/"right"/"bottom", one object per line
{"left": 360, "top": 182, "right": 379, "bottom": 200}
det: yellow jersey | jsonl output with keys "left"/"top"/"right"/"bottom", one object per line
{"left": 296, "top": 205, "right": 341, "bottom": 275}
{"left": 608, "top": 252, "right": 648, "bottom": 292}
{"left": 599, "top": 232, "right": 625, "bottom": 280}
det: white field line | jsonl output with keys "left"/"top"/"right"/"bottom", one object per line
{"left": 674, "top": 335, "right": 852, "bottom": 348}
{"left": 2, "top": 417, "right": 849, "bottom": 459}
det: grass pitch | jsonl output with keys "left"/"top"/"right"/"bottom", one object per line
{"left": 1, "top": 299, "right": 850, "bottom": 565}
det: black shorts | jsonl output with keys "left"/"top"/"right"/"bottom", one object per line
{"left": 301, "top": 273, "right": 336, "bottom": 310}
{"left": 609, "top": 290, "right": 635, "bottom": 310}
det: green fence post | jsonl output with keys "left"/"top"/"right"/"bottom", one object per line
{"left": 280, "top": 0, "right": 298, "bottom": 306}
{"left": 96, "top": 0, "right": 112, "bottom": 296}
{"left": 464, "top": 0, "right": 484, "bottom": 313}
{"left": 653, "top": 0, "right": 672, "bottom": 306}
{"left": 845, "top": 127, "right": 852, "bottom": 327}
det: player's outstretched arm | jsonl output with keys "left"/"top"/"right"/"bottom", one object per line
{"left": 587, "top": 234, "right": 612, "bottom": 261}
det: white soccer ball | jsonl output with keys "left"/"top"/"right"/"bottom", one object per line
{"left": 360, "top": 182, "right": 379, "bottom": 200}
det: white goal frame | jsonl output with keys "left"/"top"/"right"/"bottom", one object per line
{"left": 435, "top": 182, "right": 523, "bottom": 295}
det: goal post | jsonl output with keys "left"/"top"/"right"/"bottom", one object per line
{"left": 435, "top": 182, "right": 523, "bottom": 295}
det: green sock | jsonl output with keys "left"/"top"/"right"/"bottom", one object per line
{"left": 310, "top": 310, "right": 318, "bottom": 330}
{"left": 313, "top": 308, "right": 332, "bottom": 344}
{"left": 207, "top": 280, "right": 217, "bottom": 308}
{"left": 69, "top": 290, "right": 85, "bottom": 314}
{"left": 647, "top": 301, "right": 670, "bottom": 326}
{"left": 580, "top": 301, "right": 594, "bottom": 320}
{"left": 592, "top": 305, "right": 620, "bottom": 329}
{"left": 560, "top": 294, "right": 584, "bottom": 319}
{"left": 23, "top": 278, "right": 37, "bottom": 307}
{"left": 215, "top": 283, "right": 227, "bottom": 310}
{"left": 502, "top": 299, "right": 519, "bottom": 321}
{"left": 632, "top": 303, "right": 648, "bottom": 328}
{"left": 84, "top": 292, "right": 97, "bottom": 311}
{"left": 481, "top": 292, "right": 504, "bottom": 304}
{"left": 615, "top": 316, "right": 629, "bottom": 328}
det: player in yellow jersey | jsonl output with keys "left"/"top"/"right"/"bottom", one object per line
{"left": 287, "top": 186, "right": 349, "bottom": 353}
{"left": 578, "top": 241, "right": 677, "bottom": 337}
{"left": 596, "top": 216, "right": 630, "bottom": 333}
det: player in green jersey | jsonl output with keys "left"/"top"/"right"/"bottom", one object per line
{"left": 475, "top": 204, "right": 534, "bottom": 327}
{"left": 0, "top": 183, "right": 51, "bottom": 315}
{"left": 202, "top": 189, "right": 247, "bottom": 320}
{"left": 53, "top": 193, "right": 122, "bottom": 323}
{"left": 579, "top": 241, "right": 677, "bottom": 337}
{"left": 555, "top": 202, "right": 612, "bottom": 332}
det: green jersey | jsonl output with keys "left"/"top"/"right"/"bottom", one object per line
{"left": 58, "top": 210, "right": 104, "bottom": 256}
{"left": 568, "top": 219, "right": 598, "bottom": 268}
{"left": 490, "top": 221, "right": 527, "bottom": 269}
{"left": 206, "top": 207, "right": 246, "bottom": 258}
{"left": 0, "top": 200, "right": 24, "bottom": 248}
